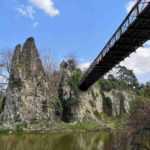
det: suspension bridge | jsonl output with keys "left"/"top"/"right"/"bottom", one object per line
{"left": 79, "top": 0, "right": 150, "bottom": 91}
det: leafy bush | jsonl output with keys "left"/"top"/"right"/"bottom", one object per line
{"left": 137, "top": 83, "right": 150, "bottom": 98}
{"left": 99, "top": 79, "right": 113, "bottom": 91}
{"left": 128, "top": 98, "right": 150, "bottom": 135}
{"left": 15, "top": 123, "right": 27, "bottom": 133}
{"left": 68, "top": 69, "right": 82, "bottom": 92}
{"left": 98, "top": 79, "right": 130, "bottom": 92}
{"left": 59, "top": 68, "right": 82, "bottom": 122}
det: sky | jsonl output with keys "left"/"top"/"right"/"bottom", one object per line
{"left": 0, "top": 0, "right": 150, "bottom": 83}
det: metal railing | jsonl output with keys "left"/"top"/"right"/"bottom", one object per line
{"left": 82, "top": 0, "right": 150, "bottom": 80}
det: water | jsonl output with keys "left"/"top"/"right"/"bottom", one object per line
{"left": 0, "top": 131, "right": 149, "bottom": 150}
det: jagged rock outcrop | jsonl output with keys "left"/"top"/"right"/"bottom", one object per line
{"left": 0, "top": 37, "right": 136, "bottom": 126}
{"left": 1, "top": 37, "right": 56, "bottom": 124}
{"left": 58, "top": 60, "right": 80, "bottom": 122}
{"left": 59, "top": 59, "right": 135, "bottom": 123}
{"left": 59, "top": 59, "right": 103, "bottom": 122}
{"left": 103, "top": 90, "right": 135, "bottom": 117}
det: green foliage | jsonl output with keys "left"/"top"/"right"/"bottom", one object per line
{"left": 59, "top": 68, "right": 82, "bottom": 122}
{"left": 99, "top": 112, "right": 127, "bottom": 129}
{"left": 68, "top": 122, "right": 100, "bottom": 130}
{"left": 16, "top": 124, "right": 23, "bottom": 133}
{"left": 98, "top": 65, "right": 139, "bottom": 92}
{"left": 116, "top": 65, "right": 139, "bottom": 89}
{"left": 137, "top": 82, "right": 150, "bottom": 98}
{"left": 0, "top": 129, "right": 11, "bottom": 134}
{"left": 68, "top": 69, "right": 82, "bottom": 93}
{"left": 128, "top": 97, "right": 150, "bottom": 137}
{"left": 129, "top": 97, "right": 150, "bottom": 114}
{"left": 66, "top": 69, "right": 82, "bottom": 104}
{"left": 15, "top": 123, "right": 27, "bottom": 133}
{"left": 99, "top": 79, "right": 113, "bottom": 91}
{"left": 99, "top": 78, "right": 134, "bottom": 92}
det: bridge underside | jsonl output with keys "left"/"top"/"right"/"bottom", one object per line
{"left": 79, "top": 2, "right": 150, "bottom": 91}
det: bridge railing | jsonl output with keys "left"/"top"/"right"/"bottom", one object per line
{"left": 82, "top": 0, "right": 150, "bottom": 80}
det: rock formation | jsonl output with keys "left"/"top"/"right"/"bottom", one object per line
{"left": 58, "top": 59, "right": 103, "bottom": 122}
{"left": 59, "top": 59, "right": 135, "bottom": 123}
{"left": 0, "top": 37, "right": 136, "bottom": 127}
{"left": 58, "top": 60, "right": 80, "bottom": 122}
{"left": 2, "top": 37, "right": 56, "bottom": 124}
{"left": 102, "top": 90, "right": 134, "bottom": 117}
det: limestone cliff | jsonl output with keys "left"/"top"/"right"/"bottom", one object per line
{"left": 0, "top": 38, "right": 136, "bottom": 126}
{"left": 1, "top": 37, "right": 57, "bottom": 124}
{"left": 58, "top": 59, "right": 135, "bottom": 123}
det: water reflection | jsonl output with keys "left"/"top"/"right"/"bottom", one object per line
{"left": 0, "top": 132, "right": 112, "bottom": 150}
{"left": 0, "top": 131, "right": 149, "bottom": 150}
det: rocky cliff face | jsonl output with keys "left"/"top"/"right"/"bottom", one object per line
{"left": 1, "top": 37, "right": 56, "bottom": 124}
{"left": 58, "top": 60, "right": 80, "bottom": 122}
{"left": 102, "top": 90, "right": 135, "bottom": 117}
{"left": 59, "top": 59, "right": 135, "bottom": 123}
{"left": 0, "top": 37, "right": 136, "bottom": 126}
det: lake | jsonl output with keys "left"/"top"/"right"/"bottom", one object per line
{"left": 0, "top": 131, "right": 149, "bottom": 150}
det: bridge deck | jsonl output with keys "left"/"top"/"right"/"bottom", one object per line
{"left": 79, "top": 0, "right": 150, "bottom": 91}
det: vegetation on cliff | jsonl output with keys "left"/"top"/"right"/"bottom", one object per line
{"left": 0, "top": 38, "right": 149, "bottom": 139}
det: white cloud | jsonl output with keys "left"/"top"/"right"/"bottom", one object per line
{"left": 78, "top": 62, "right": 91, "bottom": 71}
{"left": 105, "top": 42, "right": 150, "bottom": 82}
{"left": 79, "top": 40, "right": 150, "bottom": 82}
{"left": 120, "top": 46, "right": 150, "bottom": 76}
{"left": 17, "top": 5, "right": 35, "bottom": 19}
{"left": 126, "top": 0, "right": 137, "bottom": 12}
{"left": 29, "top": 0, "right": 60, "bottom": 17}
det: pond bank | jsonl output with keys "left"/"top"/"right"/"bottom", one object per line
{"left": 0, "top": 121, "right": 111, "bottom": 134}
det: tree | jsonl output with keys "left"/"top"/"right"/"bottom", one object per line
{"left": 128, "top": 98, "right": 150, "bottom": 145}
{"left": 145, "top": 82, "right": 150, "bottom": 88}
{"left": 65, "top": 54, "right": 78, "bottom": 71}
{"left": 138, "top": 81, "right": 150, "bottom": 98}
{"left": 116, "top": 65, "right": 139, "bottom": 89}
{"left": 42, "top": 54, "right": 57, "bottom": 79}
{"left": 0, "top": 50, "right": 13, "bottom": 91}
{"left": 0, "top": 50, "right": 12, "bottom": 74}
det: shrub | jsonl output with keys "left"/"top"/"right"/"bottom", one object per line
{"left": 98, "top": 79, "right": 130, "bottom": 92}
{"left": 128, "top": 98, "right": 150, "bottom": 135}
{"left": 68, "top": 69, "right": 82, "bottom": 90}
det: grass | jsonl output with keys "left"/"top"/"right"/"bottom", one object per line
{"left": 0, "top": 121, "right": 106, "bottom": 135}
{"left": 0, "top": 129, "right": 11, "bottom": 134}
{"left": 68, "top": 122, "right": 101, "bottom": 130}
{"left": 42, "top": 121, "right": 106, "bottom": 133}
{"left": 98, "top": 113, "right": 128, "bottom": 130}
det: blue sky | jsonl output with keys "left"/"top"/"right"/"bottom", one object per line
{"left": 0, "top": 0, "right": 150, "bottom": 82}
